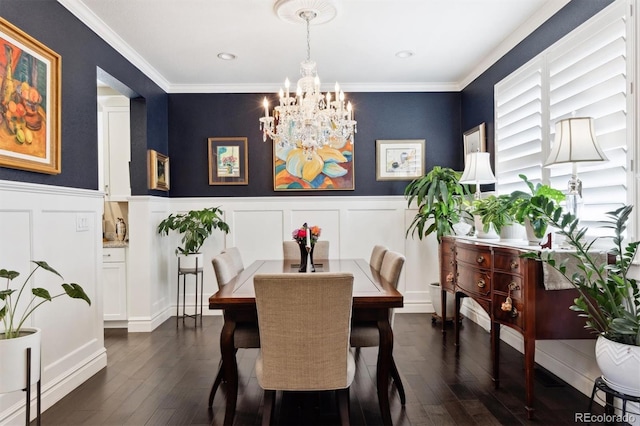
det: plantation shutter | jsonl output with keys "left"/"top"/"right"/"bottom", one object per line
{"left": 494, "top": 1, "right": 630, "bottom": 234}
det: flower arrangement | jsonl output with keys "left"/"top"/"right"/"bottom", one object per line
{"left": 221, "top": 155, "right": 237, "bottom": 168}
{"left": 292, "top": 223, "right": 321, "bottom": 246}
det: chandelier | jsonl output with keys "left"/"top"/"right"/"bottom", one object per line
{"left": 259, "top": 9, "right": 357, "bottom": 159}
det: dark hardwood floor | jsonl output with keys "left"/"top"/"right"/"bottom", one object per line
{"left": 37, "top": 314, "right": 605, "bottom": 425}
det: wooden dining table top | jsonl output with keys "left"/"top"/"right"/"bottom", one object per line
{"left": 208, "top": 258, "right": 403, "bottom": 309}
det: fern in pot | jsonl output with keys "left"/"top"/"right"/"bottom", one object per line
{"left": 1, "top": 261, "right": 91, "bottom": 393}
{"left": 522, "top": 200, "right": 640, "bottom": 396}
{"left": 157, "top": 206, "right": 230, "bottom": 269}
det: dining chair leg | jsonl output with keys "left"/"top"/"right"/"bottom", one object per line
{"left": 208, "top": 360, "right": 225, "bottom": 407}
{"left": 262, "top": 390, "right": 276, "bottom": 426}
{"left": 390, "top": 355, "right": 406, "bottom": 405}
{"left": 337, "top": 388, "right": 350, "bottom": 426}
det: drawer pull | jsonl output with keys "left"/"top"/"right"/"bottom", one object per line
{"left": 476, "top": 255, "right": 485, "bottom": 264}
{"left": 446, "top": 272, "right": 454, "bottom": 283}
{"left": 501, "top": 296, "right": 513, "bottom": 312}
{"left": 509, "top": 282, "right": 520, "bottom": 291}
{"left": 103, "top": 254, "right": 111, "bottom": 257}
{"left": 477, "top": 278, "right": 486, "bottom": 288}
{"left": 449, "top": 260, "right": 455, "bottom": 266}
{"left": 510, "top": 260, "right": 519, "bottom": 269}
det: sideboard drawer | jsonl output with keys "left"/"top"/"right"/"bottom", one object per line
{"left": 457, "top": 245, "right": 492, "bottom": 269}
{"left": 493, "top": 273, "right": 523, "bottom": 300}
{"left": 493, "top": 296, "right": 524, "bottom": 331}
{"left": 494, "top": 250, "right": 523, "bottom": 273}
{"left": 440, "top": 253, "right": 456, "bottom": 291}
{"left": 457, "top": 267, "right": 491, "bottom": 299}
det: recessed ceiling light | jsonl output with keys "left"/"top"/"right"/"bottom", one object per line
{"left": 395, "top": 50, "right": 414, "bottom": 59}
{"left": 217, "top": 52, "right": 236, "bottom": 61}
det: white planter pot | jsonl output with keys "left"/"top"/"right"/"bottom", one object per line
{"left": 428, "top": 282, "right": 455, "bottom": 320}
{"left": 0, "top": 327, "right": 41, "bottom": 393}
{"left": 474, "top": 215, "right": 498, "bottom": 239}
{"left": 524, "top": 218, "right": 543, "bottom": 245}
{"left": 499, "top": 223, "right": 524, "bottom": 241}
{"left": 178, "top": 252, "right": 204, "bottom": 270}
{"left": 595, "top": 334, "right": 640, "bottom": 397}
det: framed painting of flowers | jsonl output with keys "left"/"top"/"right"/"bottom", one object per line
{"left": 273, "top": 139, "right": 354, "bottom": 190}
{"left": 208, "top": 137, "right": 248, "bottom": 185}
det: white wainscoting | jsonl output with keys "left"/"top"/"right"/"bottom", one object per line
{"left": 126, "top": 195, "right": 440, "bottom": 331}
{"left": 0, "top": 180, "right": 106, "bottom": 425}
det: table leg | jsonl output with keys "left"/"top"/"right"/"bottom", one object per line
{"left": 221, "top": 318, "right": 237, "bottom": 426}
{"left": 454, "top": 292, "right": 462, "bottom": 348}
{"left": 377, "top": 318, "right": 393, "bottom": 426}
{"left": 491, "top": 321, "right": 500, "bottom": 389}
{"left": 441, "top": 289, "right": 447, "bottom": 334}
{"left": 524, "top": 334, "right": 535, "bottom": 419}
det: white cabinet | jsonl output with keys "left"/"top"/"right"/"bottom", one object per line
{"left": 103, "top": 247, "right": 127, "bottom": 325}
{"left": 99, "top": 95, "right": 130, "bottom": 201}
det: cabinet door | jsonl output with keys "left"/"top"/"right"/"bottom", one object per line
{"left": 103, "top": 261, "right": 127, "bottom": 321}
{"left": 103, "top": 106, "right": 130, "bottom": 200}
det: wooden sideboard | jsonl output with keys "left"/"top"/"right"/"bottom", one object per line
{"left": 439, "top": 236, "right": 593, "bottom": 419}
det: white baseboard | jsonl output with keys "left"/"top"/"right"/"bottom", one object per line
{"left": 127, "top": 306, "right": 173, "bottom": 332}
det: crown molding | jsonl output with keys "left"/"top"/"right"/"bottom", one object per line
{"left": 58, "top": 0, "right": 171, "bottom": 92}
{"left": 168, "top": 81, "right": 460, "bottom": 94}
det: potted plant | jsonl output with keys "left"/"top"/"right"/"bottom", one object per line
{"left": 157, "top": 206, "right": 230, "bottom": 269}
{"left": 469, "top": 194, "right": 521, "bottom": 239}
{"left": 1, "top": 261, "right": 91, "bottom": 394}
{"left": 510, "top": 174, "right": 565, "bottom": 244}
{"left": 522, "top": 201, "right": 640, "bottom": 396}
{"left": 405, "top": 166, "right": 472, "bottom": 243}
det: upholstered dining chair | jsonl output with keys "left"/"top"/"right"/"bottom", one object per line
{"left": 254, "top": 273, "right": 355, "bottom": 426}
{"left": 369, "top": 244, "right": 389, "bottom": 272}
{"left": 350, "top": 250, "right": 407, "bottom": 404}
{"left": 282, "top": 240, "right": 330, "bottom": 260}
{"left": 221, "top": 246, "right": 244, "bottom": 275}
{"left": 208, "top": 252, "right": 261, "bottom": 407}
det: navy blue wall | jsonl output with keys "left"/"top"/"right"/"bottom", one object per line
{"left": 0, "top": 0, "right": 616, "bottom": 198}
{"left": 0, "top": 0, "right": 168, "bottom": 194}
{"left": 461, "top": 0, "right": 614, "bottom": 158}
{"left": 168, "top": 92, "right": 461, "bottom": 197}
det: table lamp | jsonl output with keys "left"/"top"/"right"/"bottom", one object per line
{"left": 544, "top": 117, "right": 608, "bottom": 218}
{"left": 460, "top": 152, "right": 497, "bottom": 199}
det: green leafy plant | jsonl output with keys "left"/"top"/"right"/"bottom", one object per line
{"left": 157, "top": 206, "right": 230, "bottom": 255}
{"left": 470, "top": 194, "right": 515, "bottom": 234}
{"left": 510, "top": 174, "right": 565, "bottom": 238}
{"left": 1, "top": 261, "right": 91, "bottom": 339}
{"left": 405, "top": 166, "right": 471, "bottom": 243}
{"left": 522, "top": 201, "right": 639, "bottom": 346}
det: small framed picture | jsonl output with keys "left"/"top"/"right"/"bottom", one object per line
{"left": 148, "top": 149, "right": 169, "bottom": 191}
{"left": 208, "top": 137, "right": 248, "bottom": 185}
{"left": 463, "top": 123, "right": 486, "bottom": 166}
{"left": 375, "top": 139, "right": 425, "bottom": 181}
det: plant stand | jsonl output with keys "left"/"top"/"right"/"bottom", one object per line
{"left": 588, "top": 376, "right": 640, "bottom": 422}
{"left": 176, "top": 256, "right": 203, "bottom": 326}
{"left": 25, "top": 347, "right": 41, "bottom": 426}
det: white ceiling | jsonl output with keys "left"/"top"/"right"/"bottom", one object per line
{"left": 59, "top": 0, "right": 570, "bottom": 93}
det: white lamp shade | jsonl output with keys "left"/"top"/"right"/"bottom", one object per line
{"left": 459, "top": 152, "right": 496, "bottom": 184}
{"left": 544, "top": 117, "right": 608, "bottom": 167}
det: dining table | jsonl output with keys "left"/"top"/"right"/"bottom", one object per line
{"left": 208, "top": 258, "right": 404, "bottom": 426}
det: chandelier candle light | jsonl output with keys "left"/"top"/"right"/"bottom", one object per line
{"left": 259, "top": 7, "right": 356, "bottom": 160}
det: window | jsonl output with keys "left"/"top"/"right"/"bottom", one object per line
{"left": 494, "top": 1, "right": 633, "bottom": 235}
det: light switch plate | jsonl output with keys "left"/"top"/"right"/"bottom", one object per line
{"left": 76, "top": 214, "right": 89, "bottom": 232}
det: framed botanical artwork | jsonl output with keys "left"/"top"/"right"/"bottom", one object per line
{"left": 148, "top": 149, "right": 169, "bottom": 191}
{"left": 0, "top": 17, "right": 61, "bottom": 174}
{"left": 208, "top": 137, "right": 248, "bottom": 185}
{"left": 375, "top": 139, "right": 425, "bottom": 181}
{"left": 273, "top": 140, "right": 355, "bottom": 191}
{"left": 463, "top": 123, "right": 486, "bottom": 166}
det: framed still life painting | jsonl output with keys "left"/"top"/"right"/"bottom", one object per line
{"left": 375, "top": 139, "right": 425, "bottom": 181}
{"left": 208, "top": 137, "right": 248, "bottom": 185}
{"left": 0, "top": 17, "right": 62, "bottom": 174}
{"left": 148, "top": 149, "right": 170, "bottom": 191}
{"left": 463, "top": 123, "right": 486, "bottom": 166}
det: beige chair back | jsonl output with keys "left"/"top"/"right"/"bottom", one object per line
{"left": 282, "top": 241, "right": 299, "bottom": 260}
{"left": 211, "top": 252, "right": 237, "bottom": 289}
{"left": 221, "top": 247, "right": 244, "bottom": 275}
{"left": 254, "top": 273, "right": 354, "bottom": 391}
{"left": 283, "top": 240, "right": 330, "bottom": 260}
{"left": 380, "top": 250, "right": 405, "bottom": 289}
{"left": 369, "top": 245, "right": 389, "bottom": 272}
